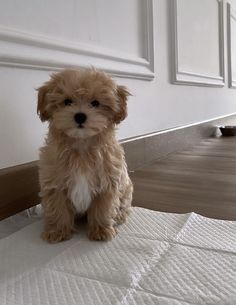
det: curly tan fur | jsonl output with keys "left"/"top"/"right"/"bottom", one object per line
{"left": 37, "top": 68, "right": 133, "bottom": 243}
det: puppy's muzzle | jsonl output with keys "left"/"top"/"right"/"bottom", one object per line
{"left": 74, "top": 113, "right": 87, "bottom": 128}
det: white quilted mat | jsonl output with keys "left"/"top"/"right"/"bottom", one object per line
{"left": 0, "top": 207, "right": 236, "bottom": 305}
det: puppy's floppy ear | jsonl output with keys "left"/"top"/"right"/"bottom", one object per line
{"left": 37, "top": 83, "right": 51, "bottom": 122}
{"left": 114, "top": 85, "right": 131, "bottom": 124}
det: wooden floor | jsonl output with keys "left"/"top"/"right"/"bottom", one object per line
{"left": 131, "top": 136, "right": 236, "bottom": 220}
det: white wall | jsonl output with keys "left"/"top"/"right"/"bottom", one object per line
{"left": 1, "top": 0, "right": 236, "bottom": 169}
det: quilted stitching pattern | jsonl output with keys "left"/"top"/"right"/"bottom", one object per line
{"left": 0, "top": 207, "right": 236, "bottom": 305}
{"left": 118, "top": 207, "right": 190, "bottom": 241}
{"left": 138, "top": 245, "right": 236, "bottom": 305}
{"left": 46, "top": 236, "right": 170, "bottom": 287}
{"left": 175, "top": 213, "right": 236, "bottom": 252}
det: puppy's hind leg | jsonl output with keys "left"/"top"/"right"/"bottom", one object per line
{"left": 114, "top": 181, "right": 133, "bottom": 226}
{"left": 41, "top": 189, "right": 76, "bottom": 243}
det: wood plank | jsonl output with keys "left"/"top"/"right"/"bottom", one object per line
{"left": 131, "top": 137, "right": 236, "bottom": 220}
{"left": 0, "top": 161, "right": 40, "bottom": 220}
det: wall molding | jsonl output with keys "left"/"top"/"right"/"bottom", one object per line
{"left": 171, "top": 0, "right": 225, "bottom": 87}
{"left": 227, "top": 3, "right": 236, "bottom": 89}
{"left": 121, "top": 111, "right": 236, "bottom": 143}
{"left": 0, "top": 0, "right": 154, "bottom": 80}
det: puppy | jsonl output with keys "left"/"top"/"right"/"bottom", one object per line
{"left": 37, "top": 68, "right": 133, "bottom": 243}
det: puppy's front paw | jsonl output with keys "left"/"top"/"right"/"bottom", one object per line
{"left": 41, "top": 229, "right": 73, "bottom": 243}
{"left": 88, "top": 226, "right": 117, "bottom": 241}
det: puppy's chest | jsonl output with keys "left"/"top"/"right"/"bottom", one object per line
{"left": 68, "top": 170, "right": 95, "bottom": 213}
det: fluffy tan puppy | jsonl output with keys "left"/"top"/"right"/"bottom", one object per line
{"left": 37, "top": 68, "right": 133, "bottom": 243}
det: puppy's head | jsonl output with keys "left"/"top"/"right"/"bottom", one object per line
{"left": 37, "top": 68, "right": 131, "bottom": 139}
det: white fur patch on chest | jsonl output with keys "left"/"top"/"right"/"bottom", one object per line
{"left": 69, "top": 171, "right": 92, "bottom": 214}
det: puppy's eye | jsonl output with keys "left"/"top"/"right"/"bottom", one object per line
{"left": 91, "top": 100, "right": 100, "bottom": 108}
{"left": 64, "top": 99, "right": 73, "bottom": 106}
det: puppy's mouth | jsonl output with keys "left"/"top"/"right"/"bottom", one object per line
{"left": 77, "top": 124, "right": 84, "bottom": 129}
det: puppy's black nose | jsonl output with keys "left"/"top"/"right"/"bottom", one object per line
{"left": 74, "top": 113, "right": 87, "bottom": 124}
